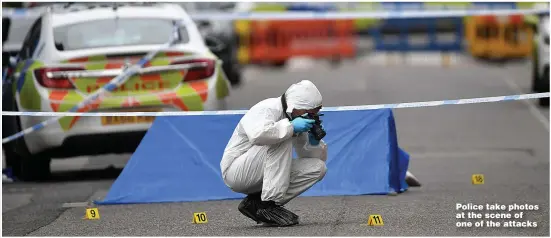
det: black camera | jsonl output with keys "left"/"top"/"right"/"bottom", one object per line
{"left": 302, "top": 113, "right": 326, "bottom": 141}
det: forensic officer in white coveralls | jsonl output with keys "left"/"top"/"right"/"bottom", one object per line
{"left": 220, "top": 80, "right": 420, "bottom": 227}
{"left": 220, "top": 80, "right": 327, "bottom": 226}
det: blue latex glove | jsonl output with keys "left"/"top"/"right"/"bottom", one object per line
{"left": 291, "top": 117, "right": 315, "bottom": 134}
{"left": 308, "top": 132, "right": 320, "bottom": 146}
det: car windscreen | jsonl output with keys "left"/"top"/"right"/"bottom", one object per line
{"left": 53, "top": 18, "right": 189, "bottom": 51}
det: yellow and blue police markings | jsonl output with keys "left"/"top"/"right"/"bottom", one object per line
{"left": 8, "top": 55, "right": 230, "bottom": 132}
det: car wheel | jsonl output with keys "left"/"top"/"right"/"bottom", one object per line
{"left": 538, "top": 67, "right": 549, "bottom": 107}
{"left": 538, "top": 98, "right": 549, "bottom": 107}
{"left": 3, "top": 125, "right": 52, "bottom": 182}
{"left": 19, "top": 155, "right": 51, "bottom": 182}
{"left": 222, "top": 58, "right": 241, "bottom": 86}
{"left": 225, "top": 46, "right": 243, "bottom": 87}
{"left": 226, "top": 67, "right": 242, "bottom": 87}
{"left": 3, "top": 88, "right": 51, "bottom": 181}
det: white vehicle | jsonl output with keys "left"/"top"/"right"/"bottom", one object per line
{"left": 177, "top": 2, "right": 255, "bottom": 86}
{"left": 532, "top": 16, "right": 550, "bottom": 107}
{"left": 2, "top": 3, "right": 231, "bottom": 181}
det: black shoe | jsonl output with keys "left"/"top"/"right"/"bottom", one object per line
{"left": 238, "top": 193, "right": 262, "bottom": 224}
{"left": 255, "top": 201, "right": 299, "bottom": 227}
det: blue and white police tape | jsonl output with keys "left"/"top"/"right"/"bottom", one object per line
{"left": 2, "top": 92, "right": 548, "bottom": 119}
{"left": 2, "top": 92, "right": 548, "bottom": 144}
{"left": 0, "top": 27, "right": 183, "bottom": 145}
{"left": 189, "top": 8, "right": 549, "bottom": 21}
{"left": 2, "top": 7, "right": 548, "bottom": 21}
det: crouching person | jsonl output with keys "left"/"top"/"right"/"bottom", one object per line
{"left": 220, "top": 80, "right": 328, "bottom": 227}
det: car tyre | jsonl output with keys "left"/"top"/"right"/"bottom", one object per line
{"left": 19, "top": 155, "right": 51, "bottom": 182}
{"left": 224, "top": 63, "right": 242, "bottom": 87}
{"left": 3, "top": 124, "right": 52, "bottom": 182}
{"left": 538, "top": 67, "right": 549, "bottom": 107}
{"left": 217, "top": 40, "right": 242, "bottom": 87}
{"left": 3, "top": 88, "right": 51, "bottom": 181}
{"left": 539, "top": 97, "right": 549, "bottom": 107}
{"left": 531, "top": 45, "right": 539, "bottom": 92}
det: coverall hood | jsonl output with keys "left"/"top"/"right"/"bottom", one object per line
{"left": 285, "top": 80, "right": 323, "bottom": 113}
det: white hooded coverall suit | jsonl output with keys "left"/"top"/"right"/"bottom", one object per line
{"left": 221, "top": 80, "right": 327, "bottom": 205}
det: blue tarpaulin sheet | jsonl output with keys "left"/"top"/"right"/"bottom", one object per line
{"left": 96, "top": 109, "right": 410, "bottom": 205}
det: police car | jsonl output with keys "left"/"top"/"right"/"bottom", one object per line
{"left": 532, "top": 15, "right": 549, "bottom": 107}
{"left": 2, "top": 3, "right": 232, "bottom": 181}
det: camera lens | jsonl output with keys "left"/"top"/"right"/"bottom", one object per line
{"left": 311, "top": 124, "right": 326, "bottom": 140}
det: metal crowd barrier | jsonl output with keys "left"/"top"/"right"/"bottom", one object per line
{"left": 235, "top": 19, "right": 356, "bottom": 65}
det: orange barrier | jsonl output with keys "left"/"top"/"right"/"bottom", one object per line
{"left": 237, "top": 20, "right": 356, "bottom": 65}
{"left": 466, "top": 14, "right": 533, "bottom": 59}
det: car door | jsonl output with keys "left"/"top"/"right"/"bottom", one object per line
{"left": 13, "top": 17, "right": 42, "bottom": 78}
{"left": 2, "top": 17, "right": 43, "bottom": 141}
{"left": 8, "top": 17, "right": 42, "bottom": 111}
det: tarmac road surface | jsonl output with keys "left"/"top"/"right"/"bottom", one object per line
{"left": 3, "top": 53, "right": 549, "bottom": 236}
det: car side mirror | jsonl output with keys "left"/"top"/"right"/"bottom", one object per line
{"left": 9, "top": 56, "right": 17, "bottom": 67}
{"left": 205, "top": 36, "right": 225, "bottom": 52}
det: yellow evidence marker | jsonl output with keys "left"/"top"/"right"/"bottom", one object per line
{"left": 367, "top": 214, "right": 384, "bottom": 226}
{"left": 85, "top": 208, "right": 100, "bottom": 220}
{"left": 472, "top": 174, "right": 484, "bottom": 185}
{"left": 192, "top": 212, "right": 208, "bottom": 224}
